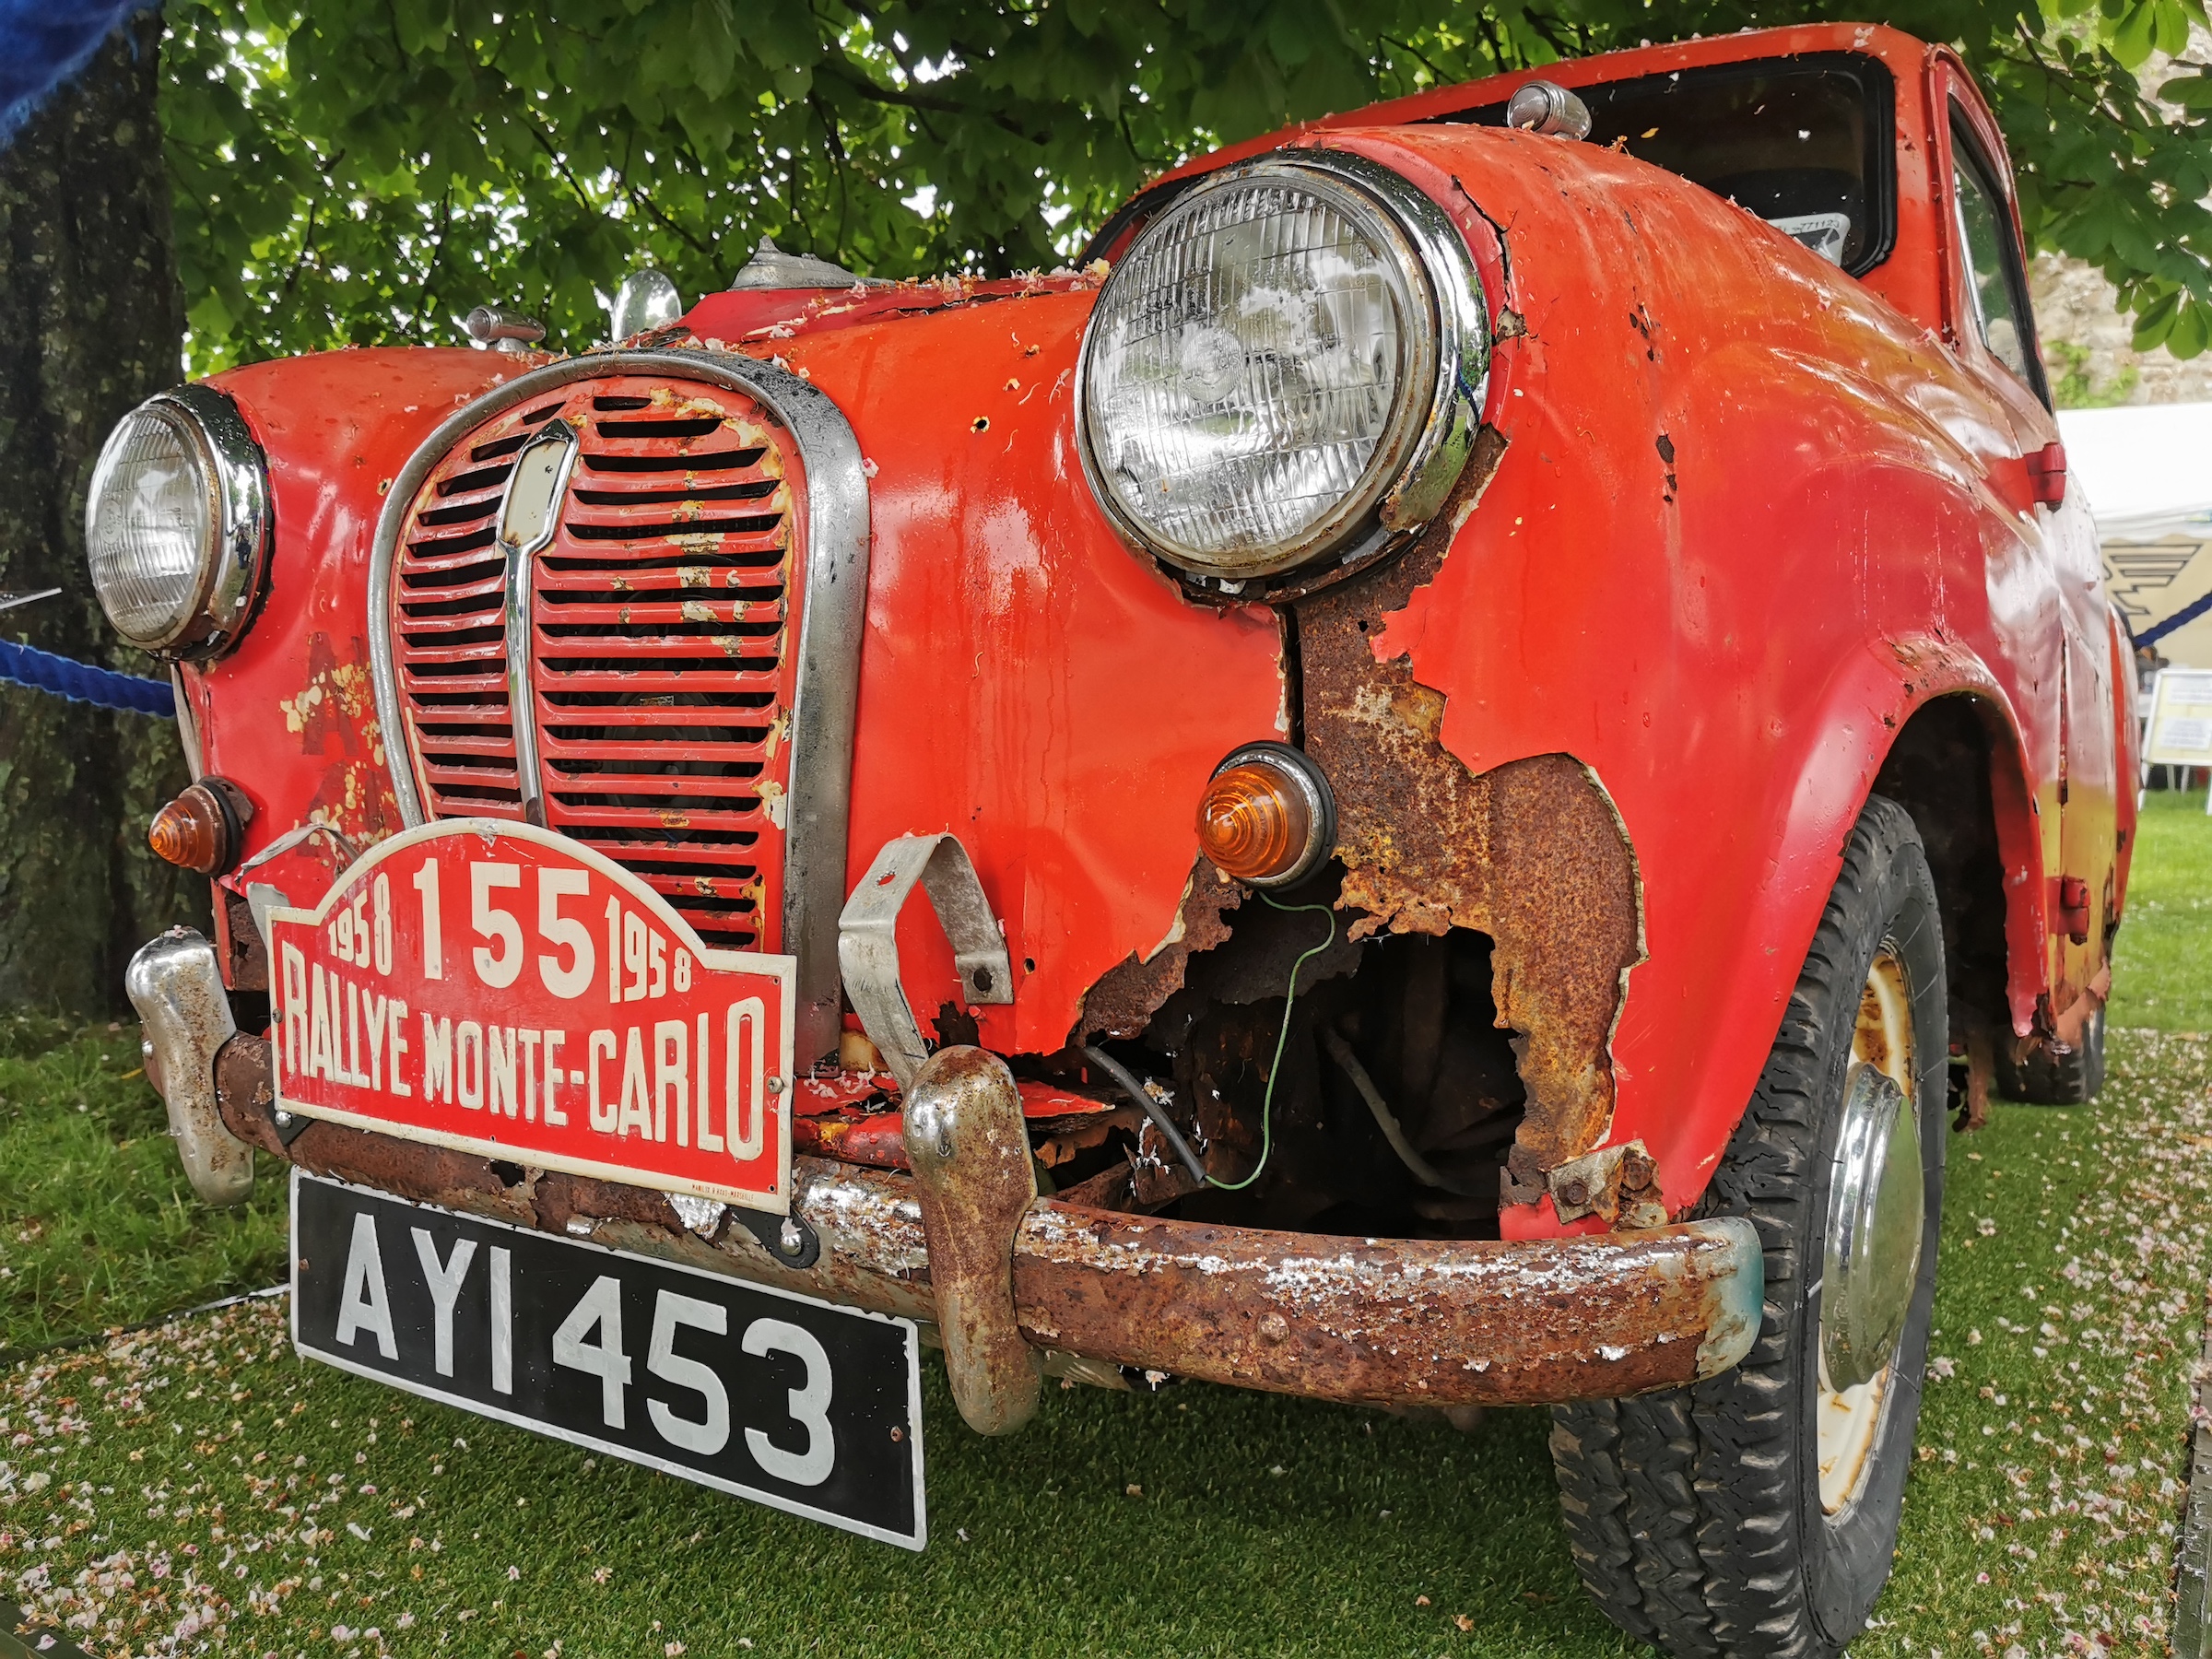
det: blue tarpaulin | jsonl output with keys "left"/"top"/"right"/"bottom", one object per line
{"left": 0, "top": 0, "right": 149, "bottom": 150}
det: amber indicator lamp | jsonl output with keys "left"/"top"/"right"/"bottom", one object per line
{"left": 147, "top": 779, "right": 253, "bottom": 876}
{"left": 1194, "top": 742, "right": 1335, "bottom": 888}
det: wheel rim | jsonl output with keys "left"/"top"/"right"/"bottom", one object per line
{"left": 1817, "top": 948, "right": 1922, "bottom": 1516}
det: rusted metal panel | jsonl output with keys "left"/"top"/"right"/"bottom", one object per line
{"left": 789, "top": 1074, "right": 1124, "bottom": 1171}
{"left": 214, "top": 1032, "right": 278, "bottom": 1146}
{"left": 214, "top": 887, "right": 269, "bottom": 992}
{"left": 288, "top": 1121, "right": 538, "bottom": 1228}
{"left": 1077, "top": 860, "right": 1244, "bottom": 1042}
{"left": 794, "top": 1109, "right": 912, "bottom": 1169}
{"left": 1296, "top": 435, "right": 1645, "bottom": 1211}
{"left": 532, "top": 1170, "right": 685, "bottom": 1234}
{"left": 1547, "top": 1138, "right": 1665, "bottom": 1230}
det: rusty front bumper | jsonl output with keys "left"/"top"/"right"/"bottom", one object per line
{"left": 150, "top": 974, "right": 1761, "bottom": 1420}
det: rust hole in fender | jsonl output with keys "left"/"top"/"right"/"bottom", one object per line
{"left": 1059, "top": 428, "right": 1648, "bottom": 1234}
{"left": 1289, "top": 426, "right": 1646, "bottom": 1211}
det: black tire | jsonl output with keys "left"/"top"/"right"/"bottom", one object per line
{"left": 1549, "top": 795, "right": 1948, "bottom": 1658}
{"left": 1994, "top": 1006, "right": 2104, "bottom": 1104}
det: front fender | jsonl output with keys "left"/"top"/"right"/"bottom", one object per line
{"left": 1309, "top": 127, "right": 2066, "bottom": 1232}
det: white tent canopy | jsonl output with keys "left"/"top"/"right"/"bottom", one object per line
{"left": 2057, "top": 401, "right": 2212, "bottom": 542}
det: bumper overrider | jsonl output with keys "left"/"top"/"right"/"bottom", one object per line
{"left": 128, "top": 927, "right": 1761, "bottom": 1428}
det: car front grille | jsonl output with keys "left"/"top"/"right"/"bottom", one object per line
{"left": 390, "top": 376, "right": 801, "bottom": 954}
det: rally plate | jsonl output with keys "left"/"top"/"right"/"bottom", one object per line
{"left": 267, "top": 818, "right": 795, "bottom": 1214}
{"left": 291, "top": 1170, "right": 925, "bottom": 1547}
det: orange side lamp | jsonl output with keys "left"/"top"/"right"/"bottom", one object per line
{"left": 148, "top": 779, "right": 252, "bottom": 876}
{"left": 1194, "top": 742, "right": 1334, "bottom": 888}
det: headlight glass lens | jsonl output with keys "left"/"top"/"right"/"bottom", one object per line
{"left": 1080, "top": 171, "right": 1432, "bottom": 579}
{"left": 86, "top": 404, "right": 217, "bottom": 648}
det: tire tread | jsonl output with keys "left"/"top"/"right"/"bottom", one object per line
{"left": 1549, "top": 797, "right": 1940, "bottom": 1659}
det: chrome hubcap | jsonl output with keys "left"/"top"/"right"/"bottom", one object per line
{"left": 1817, "top": 949, "right": 1923, "bottom": 1515}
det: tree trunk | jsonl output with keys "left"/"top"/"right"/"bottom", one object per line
{"left": 0, "top": 13, "right": 200, "bottom": 1016}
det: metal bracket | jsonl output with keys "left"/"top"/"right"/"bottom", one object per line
{"left": 1547, "top": 1138, "right": 1665, "bottom": 1230}
{"left": 125, "top": 928, "right": 254, "bottom": 1206}
{"left": 268, "top": 1103, "right": 315, "bottom": 1147}
{"left": 901, "top": 1046, "right": 1041, "bottom": 1435}
{"left": 233, "top": 822, "right": 360, "bottom": 880}
{"left": 837, "top": 834, "right": 1013, "bottom": 1088}
{"left": 244, "top": 881, "right": 293, "bottom": 954}
{"left": 730, "top": 1206, "right": 822, "bottom": 1270}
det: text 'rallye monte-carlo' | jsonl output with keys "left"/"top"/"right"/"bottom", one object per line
{"left": 100, "top": 24, "right": 2132, "bottom": 1655}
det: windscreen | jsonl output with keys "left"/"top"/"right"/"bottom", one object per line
{"left": 1436, "top": 54, "right": 1896, "bottom": 274}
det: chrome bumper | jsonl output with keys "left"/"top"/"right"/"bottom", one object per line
{"left": 195, "top": 1021, "right": 1761, "bottom": 1428}
{"left": 126, "top": 927, "right": 253, "bottom": 1206}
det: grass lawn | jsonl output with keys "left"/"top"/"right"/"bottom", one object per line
{"left": 0, "top": 1013, "right": 286, "bottom": 1359}
{"left": 2108, "top": 787, "right": 2212, "bottom": 1034}
{"left": 2, "top": 792, "right": 2208, "bottom": 1658}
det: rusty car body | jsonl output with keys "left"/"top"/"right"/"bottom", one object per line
{"left": 93, "top": 21, "right": 2131, "bottom": 1654}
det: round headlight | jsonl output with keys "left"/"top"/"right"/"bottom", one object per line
{"left": 85, "top": 384, "right": 270, "bottom": 657}
{"left": 1077, "top": 150, "right": 1486, "bottom": 589}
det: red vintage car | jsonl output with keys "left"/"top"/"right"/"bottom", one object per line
{"left": 93, "top": 21, "right": 2130, "bottom": 1655}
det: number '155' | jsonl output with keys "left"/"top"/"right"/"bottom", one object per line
{"left": 410, "top": 857, "right": 607, "bottom": 998}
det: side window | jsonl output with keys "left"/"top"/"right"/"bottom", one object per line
{"left": 1948, "top": 112, "right": 2047, "bottom": 403}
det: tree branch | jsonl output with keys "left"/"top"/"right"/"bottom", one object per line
{"left": 280, "top": 199, "right": 321, "bottom": 305}
{"left": 617, "top": 169, "right": 716, "bottom": 260}
{"left": 411, "top": 188, "right": 453, "bottom": 332}
{"left": 1117, "top": 104, "right": 1165, "bottom": 171}
{"left": 521, "top": 113, "right": 600, "bottom": 218}
{"left": 806, "top": 90, "right": 854, "bottom": 254}
{"left": 1380, "top": 33, "right": 1451, "bottom": 87}
{"left": 830, "top": 1, "right": 1045, "bottom": 144}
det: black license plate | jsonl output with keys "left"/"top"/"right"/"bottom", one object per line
{"left": 289, "top": 1170, "right": 924, "bottom": 1547}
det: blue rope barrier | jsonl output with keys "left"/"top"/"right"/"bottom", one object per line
{"left": 0, "top": 637, "right": 173, "bottom": 716}
{"left": 2140, "top": 590, "right": 2212, "bottom": 651}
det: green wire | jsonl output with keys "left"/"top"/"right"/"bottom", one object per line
{"left": 1206, "top": 891, "right": 1337, "bottom": 1192}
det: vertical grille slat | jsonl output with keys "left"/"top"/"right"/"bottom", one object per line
{"left": 392, "top": 380, "right": 799, "bottom": 952}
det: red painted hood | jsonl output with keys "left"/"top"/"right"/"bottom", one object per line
{"left": 190, "top": 279, "right": 1284, "bottom": 1059}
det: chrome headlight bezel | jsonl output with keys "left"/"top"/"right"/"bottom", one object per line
{"left": 1076, "top": 148, "right": 1488, "bottom": 598}
{"left": 84, "top": 383, "right": 272, "bottom": 659}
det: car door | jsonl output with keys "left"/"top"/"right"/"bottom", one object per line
{"left": 1936, "top": 65, "right": 2118, "bottom": 1014}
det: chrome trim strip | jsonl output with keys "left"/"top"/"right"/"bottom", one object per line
{"left": 170, "top": 665, "right": 204, "bottom": 777}
{"left": 368, "top": 349, "right": 872, "bottom": 1070}
{"left": 502, "top": 558, "right": 546, "bottom": 827}
{"left": 495, "top": 420, "right": 580, "bottom": 829}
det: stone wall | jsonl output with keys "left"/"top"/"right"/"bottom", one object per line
{"left": 2030, "top": 251, "right": 2212, "bottom": 406}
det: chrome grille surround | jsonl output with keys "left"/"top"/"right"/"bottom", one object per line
{"left": 367, "top": 350, "right": 871, "bottom": 1069}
